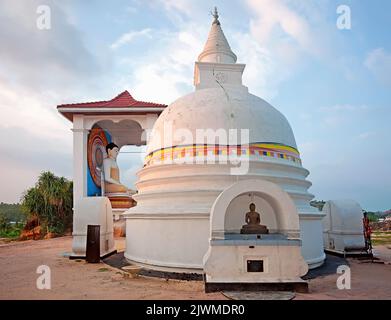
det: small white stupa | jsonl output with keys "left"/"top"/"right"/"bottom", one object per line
{"left": 322, "top": 199, "right": 366, "bottom": 254}
{"left": 124, "top": 9, "right": 325, "bottom": 273}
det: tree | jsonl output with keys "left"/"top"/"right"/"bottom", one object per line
{"left": 21, "top": 171, "right": 73, "bottom": 235}
{"left": 0, "top": 215, "right": 10, "bottom": 232}
{"left": 0, "top": 203, "right": 26, "bottom": 238}
{"left": 0, "top": 203, "right": 26, "bottom": 223}
{"left": 310, "top": 200, "right": 326, "bottom": 211}
{"left": 365, "top": 212, "right": 379, "bottom": 222}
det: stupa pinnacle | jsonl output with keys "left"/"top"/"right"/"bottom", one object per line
{"left": 198, "top": 7, "right": 237, "bottom": 64}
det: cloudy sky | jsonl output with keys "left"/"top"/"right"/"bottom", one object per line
{"left": 0, "top": 0, "right": 390, "bottom": 211}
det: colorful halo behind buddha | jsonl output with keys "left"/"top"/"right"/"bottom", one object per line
{"left": 87, "top": 127, "right": 109, "bottom": 187}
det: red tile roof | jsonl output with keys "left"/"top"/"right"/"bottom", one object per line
{"left": 58, "top": 90, "right": 167, "bottom": 109}
{"left": 57, "top": 90, "right": 167, "bottom": 122}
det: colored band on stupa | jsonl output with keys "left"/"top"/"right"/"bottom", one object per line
{"left": 144, "top": 142, "right": 301, "bottom": 166}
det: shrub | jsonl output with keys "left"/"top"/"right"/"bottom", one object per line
{"left": 21, "top": 171, "right": 73, "bottom": 236}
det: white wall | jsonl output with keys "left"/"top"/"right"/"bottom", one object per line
{"left": 125, "top": 216, "right": 210, "bottom": 271}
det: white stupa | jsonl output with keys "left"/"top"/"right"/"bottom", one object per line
{"left": 124, "top": 10, "right": 325, "bottom": 273}
{"left": 322, "top": 199, "right": 366, "bottom": 253}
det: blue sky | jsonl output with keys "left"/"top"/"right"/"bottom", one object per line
{"left": 0, "top": 0, "right": 390, "bottom": 211}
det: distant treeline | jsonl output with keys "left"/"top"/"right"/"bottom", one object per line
{"left": 0, "top": 203, "right": 26, "bottom": 238}
{"left": 0, "top": 202, "right": 26, "bottom": 223}
{"left": 310, "top": 200, "right": 326, "bottom": 211}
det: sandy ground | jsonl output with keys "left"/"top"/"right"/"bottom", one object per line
{"left": 0, "top": 236, "right": 390, "bottom": 300}
{"left": 296, "top": 257, "right": 391, "bottom": 300}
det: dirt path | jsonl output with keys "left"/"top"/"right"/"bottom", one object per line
{"left": 296, "top": 258, "right": 391, "bottom": 300}
{"left": 0, "top": 237, "right": 224, "bottom": 300}
{"left": 0, "top": 237, "right": 390, "bottom": 300}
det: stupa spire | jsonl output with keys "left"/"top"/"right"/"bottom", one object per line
{"left": 198, "top": 7, "right": 237, "bottom": 64}
{"left": 212, "top": 6, "right": 220, "bottom": 25}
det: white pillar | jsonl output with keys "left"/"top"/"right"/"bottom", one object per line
{"left": 72, "top": 115, "right": 88, "bottom": 202}
{"left": 144, "top": 113, "right": 158, "bottom": 144}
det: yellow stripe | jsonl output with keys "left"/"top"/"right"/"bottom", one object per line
{"left": 252, "top": 143, "right": 299, "bottom": 155}
{"left": 146, "top": 144, "right": 301, "bottom": 164}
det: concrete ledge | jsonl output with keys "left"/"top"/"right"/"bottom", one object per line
{"left": 139, "top": 269, "right": 203, "bottom": 281}
{"left": 124, "top": 252, "right": 204, "bottom": 273}
{"left": 204, "top": 281, "right": 308, "bottom": 293}
{"left": 325, "top": 249, "right": 373, "bottom": 258}
{"left": 306, "top": 252, "right": 326, "bottom": 269}
{"left": 69, "top": 249, "right": 117, "bottom": 260}
{"left": 210, "top": 239, "right": 301, "bottom": 246}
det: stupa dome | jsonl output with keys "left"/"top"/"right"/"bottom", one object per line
{"left": 147, "top": 87, "right": 298, "bottom": 155}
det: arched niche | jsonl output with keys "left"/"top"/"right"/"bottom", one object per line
{"left": 91, "top": 119, "right": 144, "bottom": 148}
{"left": 224, "top": 193, "right": 278, "bottom": 233}
{"left": 210, "top": 179, "right": 301, "bottom": 239}
{"left": 87, "top": 119, "right": 146, "bottom": 196}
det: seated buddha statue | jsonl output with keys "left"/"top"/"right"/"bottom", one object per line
{"left": 103, "top": 143, "right": 128, "bottom": 194}
{"left": 240, "top": 203, "right": 269, "bottom": 234}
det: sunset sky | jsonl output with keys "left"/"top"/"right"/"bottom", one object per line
{"left": 0, "top": 0, "right": 390, "bottom": 211}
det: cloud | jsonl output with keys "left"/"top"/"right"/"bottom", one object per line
{"left": 127, "top": 0, "right": 314, "bottom": 102}
{"left": 364, "top": 48, "right": 391, "bottom": 87}
{"left": 115, "top": 0, "right": 315, "bottom": 102}
{"left": 299, "top": 113, "right": 312, "bottom": 121}
{"left": 234, "top": 0, "right": 336, "bottom": 99}
{"left": 0, "top": 80, "right": 73, "bottom": 204}
{"left": 152, "top": 0, "right": 202, "bottom": 20}
{"left": 0, "top": 0, "right": 100, "bottom": 91}
{"left": 0, "top": 125, "right": 72, "bottom": 202}
{"left": 245, "top": 0, "right": 331, "bottom": 57}
{"left": 110, "top": 28, "right": 152, "bottom": 50}
{"left": 0, "top": 0, "right": 102, "bottom": 202}
{"left": 358, "top": 131, "right": 376, "bottom": 139}
{"left": 157, "top": 0, "right": 193, "bottom": 16}
{"left": 232, "top": 31, "right": 300, "bottom": 99}
{"left": 318, "top": 104, "right": 370, "bottom": 127}
{"left": 115, "top": 28, "right": 204, "bottom": 103}
{"left": 125, "top": 6, "right": 138, "bottom": 15}
{"left": 112, "top": 0, "right": 333, "bottom": 102}
{"left": 247, "top": 0, "right": 312, "bottom": 49}
{"left": 117, "top": 145, "right": 146, "bottom": 189}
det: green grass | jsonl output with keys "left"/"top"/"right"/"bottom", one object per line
{"left": 0, "top": 225, "right": 23, "bottom": 239}
{"left": 372, "top": 231, "right": 391, "bottom": 245}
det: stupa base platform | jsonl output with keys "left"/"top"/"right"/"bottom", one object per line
{"left": 324, "top": 248, "right": 373, "bottom": 258}
{"left": 204, "top": 280, "right": 308, "bottom": 293}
